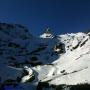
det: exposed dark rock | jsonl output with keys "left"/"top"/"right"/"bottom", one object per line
{"left": 80, "top": 39, "right": 88, "bottom": 47}
{"left": 37, "top": 82, "right": 90, "bottom": 90}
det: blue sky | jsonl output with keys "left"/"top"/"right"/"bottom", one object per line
{"left": 0, "top": 0, "right": 90, "bottom": 35}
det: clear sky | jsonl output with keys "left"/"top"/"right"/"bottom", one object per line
{"left": 0, "top": 0, "right": 90, "bottom": 36}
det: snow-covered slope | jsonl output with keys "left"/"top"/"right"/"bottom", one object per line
{"left": 0, "top": 23, "right": 90, "bottom": 90}
{"left": 36, "top": 32, "right": 90, "bottom": 90}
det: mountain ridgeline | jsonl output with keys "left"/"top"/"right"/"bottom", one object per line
{"left": 0, "top": 23, "right": 90, "bottom": 90}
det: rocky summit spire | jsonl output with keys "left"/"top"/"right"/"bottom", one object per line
{"left": 40, "top": 27, "right": 54, "bottom": 38}
{"left": 44, "top": 27, "right": 52, "bottom": 34}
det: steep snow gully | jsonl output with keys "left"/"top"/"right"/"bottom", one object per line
{"left": 0, "top": 23, "right": 90, "bottom": 90}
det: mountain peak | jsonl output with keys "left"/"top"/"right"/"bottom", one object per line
{"left": 44, "top": 27, "right": 52, "bottom": 34}
{"left": 40, "top": 27, "right": 54, "bottom": 38}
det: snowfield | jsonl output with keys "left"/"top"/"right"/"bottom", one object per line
{"left": 0, "top": 23, "right": 90, "bottom": 90}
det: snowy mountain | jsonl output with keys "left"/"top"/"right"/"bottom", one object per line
{"left": 0, "top": 23, "right": 90, "bottom": 90}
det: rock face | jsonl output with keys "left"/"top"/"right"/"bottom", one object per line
{"left": 0, "top": 23, "right": 90, "bottom": 90}
{"left": 0, "top": 23, "right": 62, "bottom": 89}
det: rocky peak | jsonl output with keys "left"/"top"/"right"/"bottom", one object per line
{"left": 40, "top": 27, "right": 54, "bottom": 38}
